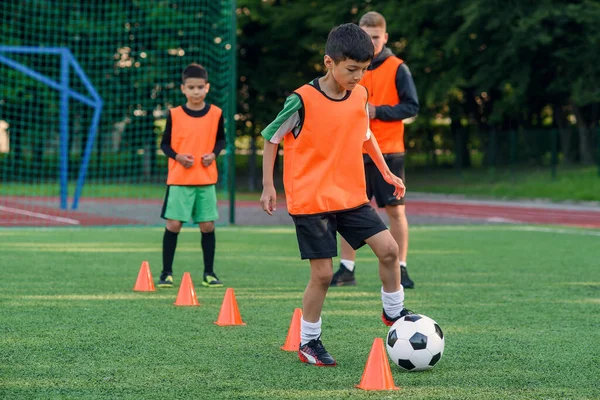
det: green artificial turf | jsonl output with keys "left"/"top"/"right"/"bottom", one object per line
{"left": 0, "top": 225, "right": 599, "bottom": 399}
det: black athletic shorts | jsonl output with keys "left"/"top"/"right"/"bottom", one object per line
{"left": 364, "top": 153, "right": 406, "bottom": 207}
{"left": 291, "top": 204, "right": 388, "bottom": 260}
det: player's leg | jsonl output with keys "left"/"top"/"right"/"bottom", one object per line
{"left": 386, "top": 203, "right": 413, "bottom": 288}
{"left": 158, "top": 218, "right": 183, "bottom": 287}
{"left": 159, "top": 185, "right": 192, "bottom": 287}
{"left": 365, "top": 230, "right": 414, "bottom": 325}
{"left": 375, "top": 153, "right": 414, "bottom": 288}
{"left": 330, "top": 238, "right": 357, "bottom": 286}
{"left": 364, "top": 230, "right": 399, "bottom": 291}
{"left": 298, "top": 257, "right": 336, "bottom": 366}
{"left": 192, "top": 185, "right": 222, "bottom": 287}
{"left": 292, "top": 213, "right": 337, "bottom": 366}
{"left": 198, "top": 221, "right": 222, "bottom": 287}
{"left": 337, "top": 204, "right": 413, "bottom": 326}
{"left": 330, "top": 161, "right": 377, "bottom": 286}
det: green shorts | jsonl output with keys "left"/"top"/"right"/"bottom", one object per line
{"left": 161, "top": 185, "right": 219, "bottom": 223}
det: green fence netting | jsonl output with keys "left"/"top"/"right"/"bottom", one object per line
{"left": 0, "top": 0, "right": 236, "bottom": 227}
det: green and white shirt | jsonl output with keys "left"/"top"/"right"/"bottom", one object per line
{"left": 261, "top": 79, "right": 372, "bottom": 144}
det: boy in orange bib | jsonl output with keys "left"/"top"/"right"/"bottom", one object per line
{"left": 260, "top": 24, "right": 413, "bottom": 366}
{"left": 159, "top": 63, "right": 226, "bottom": 289}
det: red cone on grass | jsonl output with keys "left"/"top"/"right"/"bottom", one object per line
{"left": 355, "top": 338, "right": 400, "bottom": 391}
{"left": 281, "top": 308, "right": 302, "bottom": 351}
{"left": 133, "top": 261, "right": 155, "bottom": 292}
{"left": 214, "top": 288, "right": 245, "bottom": 326}
{"left": 174, "top": 272, "right": 200, "bottom": 306}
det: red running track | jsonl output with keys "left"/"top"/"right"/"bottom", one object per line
{"left": 0, "top": 198, "right": 143, "bottom": 227}
{"left": 241, "top": 199, "right": 600, "bottom": 229}
{"left": 406, "top": 200, "right": 600, "bottom": 229}
{"left": 2, "top": 197, "right": 600, "bottom": 228}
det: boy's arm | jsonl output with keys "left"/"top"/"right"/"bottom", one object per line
{"left": 260, "top": 141, "right": 279, "bottom": 215}
{"left": 259, "top": 94, "right": 303, "bottom": 215}
{"left": 160, "top": 111, "right": 177, "bottom": 159}
{"left": 374, "top": 63, "right": 420, "bottom": 121}
{"left": 364, "top": 133, "right": 406, "bottom": 199}
{"left": 211, "top": 114, "right": 226, "bottom": 157}
{"left": 202, "top": 114, "right": 226, "bottom": 167}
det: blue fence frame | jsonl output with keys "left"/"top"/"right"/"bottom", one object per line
{"left": 0, "top": 46, "right": 103, "bottom": 210}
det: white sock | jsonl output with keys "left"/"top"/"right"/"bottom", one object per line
{"left": 340, "top": 259, "right": 355, "bottom": 272}
{"left": 381, "top": 287, "right": 404, "bottom": 319}
{"left": 300, "top": 317, "right": 322, "bottom": 346}
{"left": 399, "top": 261, "right": 407, "bottom": 268}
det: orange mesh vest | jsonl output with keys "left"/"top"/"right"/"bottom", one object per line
{"left": 167, "top": 105, "right": 222, "bottom": 185}
{"left": 360, "top": 56, "right": 405, "bottom": 153}
{"left": 283, "top": 84, "right": 369, "bottom": 215}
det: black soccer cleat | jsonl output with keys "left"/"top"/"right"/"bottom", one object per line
{"left": 298, "top": 337, "right": 337, "bottom": 366}
{"left": 401, "top": 266, "right": 415, "bottom": 289}
{"left": 202, "top": 272, "right": 223, "bottom": 288}
{"left": 330, "top": 263, "right": 356, "bottom": 286}
{"left": 382, "top": 308, "right": 414, "bottom": 327}
{"left": 157, "top": 273, "right": 174, "bottom": 288}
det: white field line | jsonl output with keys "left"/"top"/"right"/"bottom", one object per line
{"left": 0, "top": 205, "right": 80, "bottom": 225}
{"left": 508, "top": 225, "right": 600, "bottom": 237}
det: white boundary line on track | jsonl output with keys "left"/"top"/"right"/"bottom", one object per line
{"left": 0, "top": 205, "right": 80, "bottom": 225}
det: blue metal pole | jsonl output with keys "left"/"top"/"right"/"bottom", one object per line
{"left": 70, "top": 50, "right": 103, "bottom": 210}
{"left": 72, "top": 101, "right": 102, "bottom": 210}
{"left": 59, "top": 50, "right": 69, "bottom": 210}
{"left": 0, "top": 46, "right": 65, "bottom": 55}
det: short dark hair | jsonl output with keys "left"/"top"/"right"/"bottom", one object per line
{"left": 325, "top": 23, "right": 374, "bottom": 63}
{"left": 182, "top": 63, "right": 208, "bottom": 83}
{"left": 359, "top": 11, "right": 386, "bottom": 30}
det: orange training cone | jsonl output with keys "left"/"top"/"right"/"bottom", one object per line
{"left": 214, "top": 288, "right": 246, "bottom": 326}
{"left": 281, "top": 308, "right": 303, "bottom": 351}
{"left": 174, "top": 272, "right": 200, "bottom": 306}
{"left": 355, "top": 338, "right": 400, "bottom": 391}
{"left": 133, "top": 261, "right": 155, "bottom": 292}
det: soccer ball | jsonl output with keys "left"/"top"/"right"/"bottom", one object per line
{"left": 386, "top": 314, "right": 444, "bottom": 371}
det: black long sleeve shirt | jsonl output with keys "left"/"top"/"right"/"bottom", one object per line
{"left": 369, "top": 47, "right": 420, "bottom": 121}
{"left": 160, "top": 104, "right": 226, "bottom": 160}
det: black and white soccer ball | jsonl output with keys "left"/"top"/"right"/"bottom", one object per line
{"left": 386, "top": 314, "right": 444, "bottom": 371}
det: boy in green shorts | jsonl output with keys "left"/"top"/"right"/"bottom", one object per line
{"left": 158, "top": 63, "right": 226, "bottom": 288}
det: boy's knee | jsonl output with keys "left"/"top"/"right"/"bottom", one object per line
{"left": 378, "top": 240, "right": 399, "bottom": 265}
{"left": 386, "top": 204, "right": 406, "bottom": 220}
{"left": 312, "top": 269, "right": 334, "bottom": 287}
{"left": 199, "top": 221, "right": 215, "bottom": 233}
{"left": 166, "top": 220, "right": 183, "bottom": 233}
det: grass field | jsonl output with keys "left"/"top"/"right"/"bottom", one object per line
{"left": 1, "top": 225, "right": 599, "bottom": 399}
{"left": 408, "top": 166, "right": 600, "bottom": 202}
{"left": 0, "top": 183, "right": 246, "bottom": 201}
{"left": 3, "top": 166, "right": 600, "bottom": 203}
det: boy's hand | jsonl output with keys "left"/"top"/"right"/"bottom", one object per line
{"left": 176, "top": 154, "right": 195, "bottom": 168}
{"left": 201, "top": 153, "right": 216, "bottom": 167}
{"left": 367, "top": 103, "right": 376, "bottom": 119}
{"left": 260, "top": 185, "right": 277, "bottom": 215}
{"left": 383, "top": 172, "right": 406, "bottom": 199}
